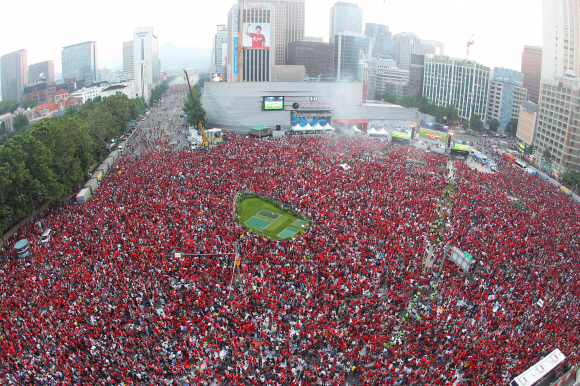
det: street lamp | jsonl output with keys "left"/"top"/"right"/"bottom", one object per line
{"left": 29, "top": 191, "right": 42, "bottom": 232}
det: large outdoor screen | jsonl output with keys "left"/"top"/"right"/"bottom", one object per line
{"left": 263, "top": 96, "right": 284, "bottom": 111}
{"left": 392, "top": 130, "right": 409, "bottom": 140}
{"left": 454, "top": 143, "right": 470, "bottom": 151}
{"left": 419, "top": 121, "right": 449, "bottom": 142}
{"left": 243, "top": 23, "right": 271, "bottom": 50}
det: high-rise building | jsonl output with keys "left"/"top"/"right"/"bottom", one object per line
{"left": 1, "top": 49, "right": 28, "bottom": 102}
{"left": 334, "top": 32, "right": 369, "bottom": 82}
{"left": 542, "top": 0, "right": 579, "bottom": 79}
{"left": 423, "top": 56, "right": 491, "bottom": 119}
{"left": 329, "top": 2, "right": 363, "bottom": 44}
{"left": 28, "top": 60, "right": 54, "bottom": 84}
{"left": 406, "top": 54, "right": 425, "bottom": 97}
{"left": 62, "top": 41, "right": 98, "bottom": 86}
{"left": 516, "top": 101, "right": 539, "bottom": 148}
{"left": 136, "top": 60, "right": 149, "bottom": 100}
{"left": 372, "top": 59, "right": 409, "bottom": 96}
{"left": 133, "top": 27, "right": 159, "bottom": 85}
{"left": 255, "top": 0, "right": 305, "bottom": 65}
{"left": 420, "top": 40, "right": 444, "bottom": 56}
{"left": 364, "top": 23, "right": 393, "bottom": 58}
{"left": 226, "top": 3, "right": 276, "bottom": 82}
{"left": 123, "top": 41, "right": 134, "bottom": 78}
{"left": 521, "top": 45, "right": 542, "bottom": 104}
{"left": 486, "top": 68, "right": 527, "bottom": 129}
{"left": 392, "top": 32, "right": 421, "bottom": 71}
{"left": 534, "top": 77, "right": 580, "bottom": 171}
{"left": 211, "top": 25, "right": 228, "bottom": 74}
{"left": 287, "top": 40, "right": 334, "bottom": 79}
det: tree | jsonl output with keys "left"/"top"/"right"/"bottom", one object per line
{"left": 488, "top": 118, "right": 500, "bottom": 132}
{"left": 542, "top": 149, "right": 553, "bottom": 168}
{"left": 21, "top": 99, "right": 37, "bottom": 110}
{"left": 443, "top": 104, "right": 459, "bottom": 124}
{"left": 183, "top": 87, "right": 207, "bottom": 128}
{"left": 195, "top": 73, "right": 211, "bottom": 89}
{"left": 461, "top": 119, "right": 470, "bottom": 130}
{"left": 506, "top": 119, "right": 518, "bottom": 138}
{"left": 0, "top": 121, "right": 5, "bottom": 136}
{"left": 0, "top": 99, "right": 20, "bottom": 115}
{"left": 469, "top": 114, "right": 484, "bottom": 131}
{"left": 13, "top": 113, "right": 29, "bottom": 131}
{"left": 562, "top": 170, "right": 580, "bottom": 191}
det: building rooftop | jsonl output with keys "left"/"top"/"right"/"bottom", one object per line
{"left": 521, "top": 101, "right": 539, "bottom": 114}
{"left": 55, "top": 89, "right": 68, "bottom": 95}
{"left": 36, "top": 103, "right": 59, "bottom": 111}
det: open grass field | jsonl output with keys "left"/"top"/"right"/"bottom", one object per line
{"left": 237, "top": 197, "right": 309, "bottom": 239}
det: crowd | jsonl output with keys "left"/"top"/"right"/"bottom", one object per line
{"left": 0, "top": 130, "right": 579, "bottom": 386}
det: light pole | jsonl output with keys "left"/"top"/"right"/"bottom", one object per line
{"left": 29, "top": 191, "right": 42, "bottom": 232}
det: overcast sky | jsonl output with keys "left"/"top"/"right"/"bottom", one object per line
{"left": 1, "top": 0, "right": 542, "bottom": 74}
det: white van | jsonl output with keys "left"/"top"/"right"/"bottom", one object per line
{"left": 41, "top": 228, "right": 51, "bottom": 243}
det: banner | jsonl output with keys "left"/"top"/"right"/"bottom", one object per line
{"left": 243, "top": 23, "right": 270, "bottom": 50}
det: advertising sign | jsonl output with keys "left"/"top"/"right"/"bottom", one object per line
{"left": 221, "top": 38, "right": 228, "bottom": 68}
{"left": 378, "top": 53, "right": 394, "bottom": 60}
{"left": 393, "top": 131, "right": 409, "bottom": 139}
{"left": 333, "top": 119, "right": 369, "bottom": 124}
{"left": 263, "top": 96, "right": 284, "bottom": 111}
{"left": 292, "top": 101, "right": 332, "bottom": 110}
{"left": 233, "top": 37, "right": 238, "bottom": 74}
{"left": 211, "top": 74, "right": 223, "bottom": 82}
{"left": 243, "top": 23, "right": 270, "bottom": 50}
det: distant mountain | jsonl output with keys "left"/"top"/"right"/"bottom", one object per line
{"left": 98, "top": 56, "right": 123, "bottom": 72}
{"left": 159, "top": 43, "right": 211, "bottom": 71}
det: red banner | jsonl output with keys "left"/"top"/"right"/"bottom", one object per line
{"left": 333, "top": 119, "right": 368, "bottom": 124}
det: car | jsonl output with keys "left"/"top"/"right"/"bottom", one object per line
{"left": 41, "top": 228, "right": 51, "bottom": 243}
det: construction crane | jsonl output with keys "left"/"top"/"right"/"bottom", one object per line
{"left": 183, "top": 69, "right": 208, "bottom": 150}
{"left": 360, "top": 0, "right": 386, "bottom": 104}
{"left": 466, "top": 34, "right": 475, "bottom": 61}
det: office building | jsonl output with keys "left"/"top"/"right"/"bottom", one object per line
{"left": 406, "top": 54, "right": 425, "bottom": 97}
{"left": 226, "top": 3, "right": 276, "bottom": 82}
{"left": 420, "top": 40, "right": 444, "bottom": 56}
{"left": 423, "top": 56, "right": 491, "bottom": 119}
{"left": 22, "top": 81, "right": 56, "bottom": 106}
{"left": 534, "top": 77, "right": 580, "bottom": 172}
{"left": 256, "top": 0, "right": 305, "bottom": 65}
{"left": 364, "top": 23, "right": 393, "bottom": 58}
{"left": 334, "top": 32, "right": 369, "bottom": 82}
{"left": 28, "top": 60, "right": 54, "bottom": 84}
{"left": 1, "top": 49, "right": 28, "bottom": 102}
{"left": 287, "top": 40, "right": 334, "bottom": 79}
{"left": 329, "top": 2, "right": 363, "bottom": 44}
{"left": 133, "top": 27, "right": 159, "bottom": 85}
{"left": 211, "top": 25, "right": 228, "bottom": 74}
{"left": 486, "top": 68, "right": 527, "bottom": 128}
{"left": 516, "top": 101, "right": 539, "bottom": 148}
{"left": 136, "top": 60, "right": 149, "bottom": 100}
{"left": 62, "top": 41, "right": 98, "bottom": 86}
{"left": 392, "top": 32, "right": 421, "bottom": 71}
{"left": 371, "top": 59, "right": 409, "bottom": 96}
{"left": 123, "top": 41, "right": 134, "bottom": 77}
{"left": 521, "top": 46, "right": 542, "bottom": 103}
{"left": 542, "top": 0, "right": 579, "bottom": 79}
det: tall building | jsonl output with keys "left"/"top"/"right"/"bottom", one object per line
{"left": 392, "top": 32, "right": 421, "bottom": 71}
{"left": 136, "top": 60, "right": 149, "bottom": 100}
{"left": 521, "top": 45, "right": 542, "bottom": 103}
{"left": 486, "top": 68, "right": 527, "bottom": 129}
{"left": 123, "top": 41, "right": 134, "bottom": 78}
{"left": 329, "top": 2, "right": 363, "bottom": 44}
{"left": 28, "top": 60, "right": 54, "bottom": 84}
{"left": 226, "top": 3, "right": 276, "bottom": 82}
{"left": 287, "top": 40, "right": 334, "bottom": 79}
{"left": 373, "top": 59, "right": 409, "bottom": 96}
{"left": 1, "top": 49, "right": 28, "bottom": 102}
{"left": 534, "top": 77, "right": 580, "bottom": 171}
{"left": 420, "top": 40, "right": 444, "bottom": 56}
{"left": 334, "top": 32, "right": 369, "bottom": 82}
{"left": 406, "top": 54, "right": 425, "bottom": 97}
{"left": 133, "top": 27, "right": 159, "bottom": 85}
{"left": 423, "top": 56, "right": 491, "bottom": 119}
{"left": 212, "top": 25, "right": 228, "bottom": 74}
{"left": 255, "top": 0, "right": 305, "bottom": 65}
{"left": 542, "top": 0, "right": 579, "bottom": 79}
{"left": 516, "top": 101, "right": 539, "bottom": 148}
{"left": 62, "top": 42, "right": 98, "bottom": 86}
{"left": 364, "top": 23, "right": 393, "bottom": 58}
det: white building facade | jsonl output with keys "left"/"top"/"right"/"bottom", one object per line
{"left": 392, "top": 32, "right": 421, "bottom": 71}
{"left": 123, "top": 41, "right": 134, "bottom": 78}
{"left": 133, "top": 27, "right": 159, "bottom": 86}
{"left": 542, "top": 0, "right": 579, "bottom": 79}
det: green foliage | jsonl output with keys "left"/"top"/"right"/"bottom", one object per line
{"left": 196, "top": 73, "right": 210, "bottom": 89}
{"left": 21, "top": 99, "right": 37, "bottom": 110}
{"left": 506, "top": 119, "right": 518, "bottom": 137}
{"left": 542, "top": 149, "right": 553, "bottom": 166}
{"left": 562, "top": 170, "right": 580, "bottom": 191}
{"left": 488, "top": 118, "right": 500, "bottom": 132}
{"left": 0, "top": 99, "right": 20, "bottom": 115}
{"left": 149, "top": 76, "right": 177, "bottom": 104}
{"left": 13, "top": 113, "right": 29, "bottom": 131}
{"left": 470, "top": 114, "right": 484, "bottom": 131}
{"left": 183, "top": 87, "right": 206, "bottom": 127}
{"left": 461, "top": 119, "right": 470, "bottom": 130}
{"left": 379, "top": 94, "right": 459, "bottom": 124}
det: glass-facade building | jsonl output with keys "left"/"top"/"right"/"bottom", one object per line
{"left": 364, "top": 23, "right": 393, "bottom": 58}
{"left": 329, "top": 2, "right": 363, "bottom": 44}
{"left": 334, "top": 32, "right": 369, "bottom": 82}
{"left": 486, "top": 68, "right": 527, "bottom": 129}
{"left": 61, "top": 41, "right": 98, "bottom": 86}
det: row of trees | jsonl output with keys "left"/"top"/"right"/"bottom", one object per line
{"left": 0, "top": 93, "right": 147, "bottom": 234}
{"left": 149, "top": 76, "right": 177, "bottom": 105}
{"left": 0, "top": 99, "right": 37, "bottom": 115}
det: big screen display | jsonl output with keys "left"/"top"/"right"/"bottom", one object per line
{"left": 243, "top": 23, "right": 271, "bottom": 50}
{"left": 418, "top": 121, "right": 449, "bottom": 142}
{"left": 393, "top": 131, "right": 409, "bottom": 140}
{"left": 263, "top": 96, "right": 284, "bottom": 111}
{"left": 211, "top": 73, "right": 223, "bottom": 82}
{"left": 454, "top": 143, "right": 470, "bottom": 151}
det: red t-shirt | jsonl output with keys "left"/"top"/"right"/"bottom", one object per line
{"left": 248, "top": 33, "right": 266, "bottom": 48}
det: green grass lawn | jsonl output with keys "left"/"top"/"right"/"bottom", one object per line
{"left": 237, "top": 197, "right": 309, "bottom": 240}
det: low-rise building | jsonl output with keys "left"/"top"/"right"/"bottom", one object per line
{"left": 22, "top": 81, "right": 56, "bottom": 106}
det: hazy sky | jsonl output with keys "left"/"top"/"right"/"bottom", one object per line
{"left": 1, "top": 0, "right": 542, "bottom": 74}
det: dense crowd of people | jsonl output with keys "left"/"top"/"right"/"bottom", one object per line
{"left": 0, "top": 130, "right": 579, "bottom": 385}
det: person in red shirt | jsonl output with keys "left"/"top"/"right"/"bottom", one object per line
{"left": 245, "top": 24, "right": 266, "bottom": 48}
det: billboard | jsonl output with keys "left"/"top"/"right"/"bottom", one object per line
{"left": 378, "top": 53, "right": 394, "bottom": 60}
{"left": 211, "top": 73, "right": 223, "bottom": 82}
{"left": 243, "top": 23, "right": 270, "bottom": 50}
{"left": 393, "top": 131, "right": 409, "bottom": 139}
{"left": 221, "top": 38, "right": 227, "bottom": 68}
{"left": 233, "top": 36, "right": 238, "bottom": 74}
{"left": 263, "top": 96, "right": 284, "bottom": 111}
{"left": 418, "top": 121, "right": 449, "bottom": 142}
{"left": 453, "top": 143, "right": 469, "bottom": 151}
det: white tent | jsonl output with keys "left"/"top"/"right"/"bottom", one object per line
{"left": 376, "top": 128, "right": 389, "bottom": 136}
{"left": 290, "top": 125, "right": 303, "bottom": 131}
{"left": 353, "top": 126, "right": 361, "bottom": 133}
{"left": 312, "top": 123, "right": 324, "bottom": 130}
{"left": 302, "top": 123, "right": 314, "bottom": 131}
{"left": 367, "top": 128, "right": 379, "bottom": 135}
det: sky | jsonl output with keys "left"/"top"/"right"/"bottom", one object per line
{"left": 0, "top": 0, "right": 543, "bottom": 74}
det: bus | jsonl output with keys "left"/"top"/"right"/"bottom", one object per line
{"left": 511, "top": 349, "right": 566, "bottom": 386}
{"left": 514, "top": 159, "right": 526, "bottom": 169}
{"left": 503, "top": 153, "right": 516, "bottom": 163}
